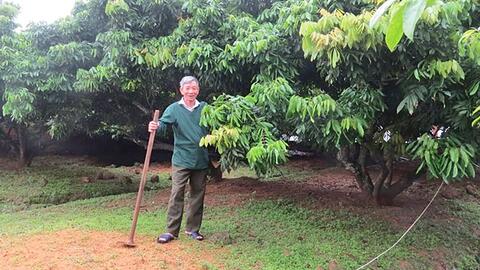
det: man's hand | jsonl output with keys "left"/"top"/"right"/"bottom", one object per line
{"left": 148, "top": 121, "right": 159, "bottom": 133}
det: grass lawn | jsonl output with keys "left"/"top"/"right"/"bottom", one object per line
{"left": 0, "top": 155, "right": 479, "bottom": 269}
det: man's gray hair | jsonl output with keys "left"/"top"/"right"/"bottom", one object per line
{"left": 179, "top": 76, "right": 199, "bottom": 88}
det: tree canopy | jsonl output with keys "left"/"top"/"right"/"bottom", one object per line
{"left": 1, "top": 0, "right": 479, "bottom": 204}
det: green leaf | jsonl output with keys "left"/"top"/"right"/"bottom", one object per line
{"left": 452, "top": 164, "right": 458, "bottom": 178}
{"left": 466, "top": 163, "right": 475, "bottom": 177}
{"left": 449, "top": 148, "right": 459, "bottom": 164}
{"left": 369, "top": 0, "right": 397, "bottom": 28}
{"left": 472, "top": 116, "right": 480, "bottom": 127}
{"left": 403, "top": 0, "right": 427, "bottom": 40}
{"left": 414, "top": 69, "right": 420, "bottom": 80}
{"left": 473, "top": 105, "right": 480, "bottom": 127}
{"left": 459, "top": 148, "right": 470, "bottom": 167}
{"left": 445, "top": 161, "right": 452, "bottom": 176}
{"left": 468, "top": 81, "right": 479, "bottom": 96}
{"left": 473, "top": 105, "right": 480, "bottom": 115}
{"left": 386, "top": 4, "right": 406, "bottom": 52}
{"left": 416, "top": 161, "right": 425, "bottom": 174}
{"left": 425, "top": 150, "right": 432, "bottom": 168}
{"left": 357, "top": 121, "right": 365, "bottom": 137}
{"left": 396, "top": 96, "right": 408, "bottom": 113}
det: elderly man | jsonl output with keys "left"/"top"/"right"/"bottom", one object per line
{"left": 148, "top": 76, "right": 209, "bottom": 244}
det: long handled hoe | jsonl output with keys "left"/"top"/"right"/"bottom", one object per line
{"left": 124, "top": 110, "right": 160, "bottom": 247}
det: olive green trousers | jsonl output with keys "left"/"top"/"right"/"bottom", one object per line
{"left": 166, "top": 166, "right": 207, "bottom": 236}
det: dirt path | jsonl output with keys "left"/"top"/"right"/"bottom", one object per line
{"left": 0, "top": 229, "right": 222, "bottom": 270}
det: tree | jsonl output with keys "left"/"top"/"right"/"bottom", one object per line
{"left": 369, "top": 0, "right": 480, "bottom": 128}
{"left": 130, "top": 0, "right": 325, "bottom": 172}
{"left": 368, "top": 0, "right": 442, "bottom": 51}
{"left": 294, "top": 0, "right": 479, "bottom": 204}
{"left": 64, "top": 0, "right": 185, "bottom": 150}
{"left": 0, "top": 2, "right": 18, "bottom": 156}
{"left": 0, "top": 1, "right": 107, "bottom": 166}
{"left": 2, "top": 0, "right": 478, "bottom": 205}
{"left": 459, "top": 28, "right": 480, "bottom": 127}
{"left": 0, "top": 2, "right": 40, "bottom": 165}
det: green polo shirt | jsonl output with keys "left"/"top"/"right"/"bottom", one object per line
{"left": 158, "top": 101, "right": 209, "bottom": 170}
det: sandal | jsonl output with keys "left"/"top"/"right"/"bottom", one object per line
{"left": 157, "top": 233, "right": 175, "bottom": 244}
{"left": 185, "top": 231, "right": 204, "bottom": 241}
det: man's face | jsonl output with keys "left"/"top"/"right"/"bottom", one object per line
{"left": 180, "top": 81, "right": 200, "bottom": 103}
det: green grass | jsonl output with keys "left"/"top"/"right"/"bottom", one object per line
{"left": 1, "top": 195, "right": 478, "bottom": 269}
{"left": 202, "top": 199, "right": 480, "bottom": 270}
{"left": 0, "top": 156, "right": 479, "bottom": 269}
{"left": 0, "top": 191, "right": 180, "bottom": 237}
{"left": 444, "top": 200, "right": 480, "bottom": 269}
{"left": 0, "top": 156, "right": 170, "bottom": 212}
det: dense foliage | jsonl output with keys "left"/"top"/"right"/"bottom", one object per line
{"left": 1, "top": 0, "right": 479, "bottom": 204}
{"left": 296, "top": 0, "right": 480, "bottom": 203}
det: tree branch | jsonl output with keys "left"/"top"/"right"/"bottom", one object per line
{"left": 131, "top": 101, "right": 151, "bottom": 115}
{"left": 125, "top": 136, "right": 174, "bottom": 151}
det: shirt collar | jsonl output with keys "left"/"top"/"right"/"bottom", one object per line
{"left": 178, "top": 98, "right": 200, "bottom": 111}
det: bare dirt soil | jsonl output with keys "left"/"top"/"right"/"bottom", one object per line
{"left": 0, "top": 229, "right": 224, "bottom": 270}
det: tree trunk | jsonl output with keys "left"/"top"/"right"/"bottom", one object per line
{"left": 384, "top": 149, "right": 394, "bottom": 187}
{"left": 338, "top": 144, "right": 417, "bottom": 206}
{"left": 0, "top": 125, "right": 17, "bottom": 155}
{"left": 208, "top": 160, "right": 223, "bottom": 182}
{"left": 379, "top": 177, "right": 415, "bottom": 201}
{"left": 366, "top": 144, "right": 391, "bottom": 204}
{"left": 16, "top": 125, "right": 33, "bottom": 168}
{"left": 337, "top": 146, "right": 374, "bottom": 195}
{"left": 372, "top": 163, "right": 389, "bottom": 202}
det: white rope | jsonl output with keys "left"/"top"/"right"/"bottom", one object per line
{"left": 356, "top": 181, "right": 444, "bottom": 270}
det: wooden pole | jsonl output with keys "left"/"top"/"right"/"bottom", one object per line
{"left": 125, "top": 110, "right": 160, "bottom": 247}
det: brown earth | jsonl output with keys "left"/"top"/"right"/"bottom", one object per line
{"left": 0, "top": 155, "right": 20, "bottom": 170}
{"left": 0, "top": 229, "right": 224, "bottom": 270}
{"left": 143, "top": 158, "right": 480, "bottom": 229}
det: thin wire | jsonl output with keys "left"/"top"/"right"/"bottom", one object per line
{"left": 356, "top": 181, "right": 444, "bottom": 270}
